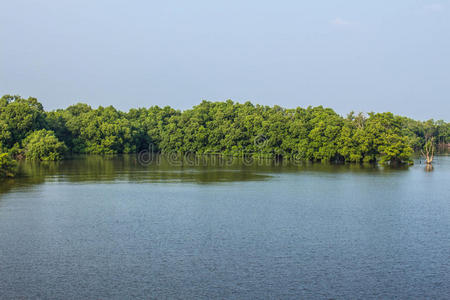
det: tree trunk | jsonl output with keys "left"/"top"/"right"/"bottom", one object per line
{"left": 421, "top": 138, "right": 435, "bottom": 165}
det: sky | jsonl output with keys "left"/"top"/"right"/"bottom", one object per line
{"left": 1, "top": 0, "right": 449, "bottom": 120}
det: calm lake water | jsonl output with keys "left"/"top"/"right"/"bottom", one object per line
{"left": 0, "top": 155, "right": 449, "bottom": 299}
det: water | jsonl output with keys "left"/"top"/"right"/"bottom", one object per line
{"left": 0, "top": 155, "right": 449, "bottom": 299}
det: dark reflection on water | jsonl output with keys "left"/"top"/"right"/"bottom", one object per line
{"left": 3, "top": 154, "right": 410, "bottom": 188}
{"left": 0, "top": 156, "right": 449, "bottom": 299}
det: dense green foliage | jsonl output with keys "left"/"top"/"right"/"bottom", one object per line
{"left": 1, "top": 94, "right": 449, "bottom": 174}
{"left": 0, "top": 95, "right": 47, "bottom": 149}
{"left": 22, "top": 129, "right": 68, "bottom": 161}
{"left": 0, "top": 153, "right": 17, "bottom": 177}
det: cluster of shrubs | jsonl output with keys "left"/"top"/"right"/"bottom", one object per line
{"left": 1, "top": 94, "right": 448, "bottom": 177}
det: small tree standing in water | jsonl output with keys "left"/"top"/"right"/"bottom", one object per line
{"left": 421, "top": 137, "right": 435, "bottom": 165}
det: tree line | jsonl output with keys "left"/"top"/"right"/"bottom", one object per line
{"left": 0, "top": 94, "right": 449, "bottom": 176}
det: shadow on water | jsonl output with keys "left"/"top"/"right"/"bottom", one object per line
{"left": 0, "top": 154, "right": 412, "bottom": 195}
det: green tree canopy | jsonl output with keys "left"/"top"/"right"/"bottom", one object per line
{"left": 0, "top": 95, "right": 47, "bottom": 149}
{"left": 1, "top": 94, "right": 449, "bottom": 167}
{"left": 22, "top": 129, "right": 67, "bottom": 161}
{"left": 0, "top": 153, "right": 17, "bottom": 177}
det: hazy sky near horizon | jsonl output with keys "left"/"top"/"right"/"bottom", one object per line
{"left": 1, "top": 0, "right": 449, "bottom": 120}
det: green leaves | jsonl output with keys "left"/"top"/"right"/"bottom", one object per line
{"left": 0, "top": 153, "right": 17, "bottom": 177}
{"left": 22, "top": 129, "right": 67, "bottom": 161}
{"left": 0, "top": 95, "right": 47, "bottom": 148}
{"left": 1, "top": 94, "right": 449, "bottom": 166}
{"left": 337, "top": 112, "right": 414, "bottom": 164}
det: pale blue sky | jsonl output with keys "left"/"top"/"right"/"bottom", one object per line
{"left": 1, "top": 0, "right": 449, "bottom": 120}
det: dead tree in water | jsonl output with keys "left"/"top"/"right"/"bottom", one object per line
{"left": 421, "top": 137, "right": 435, "bottom": 165}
